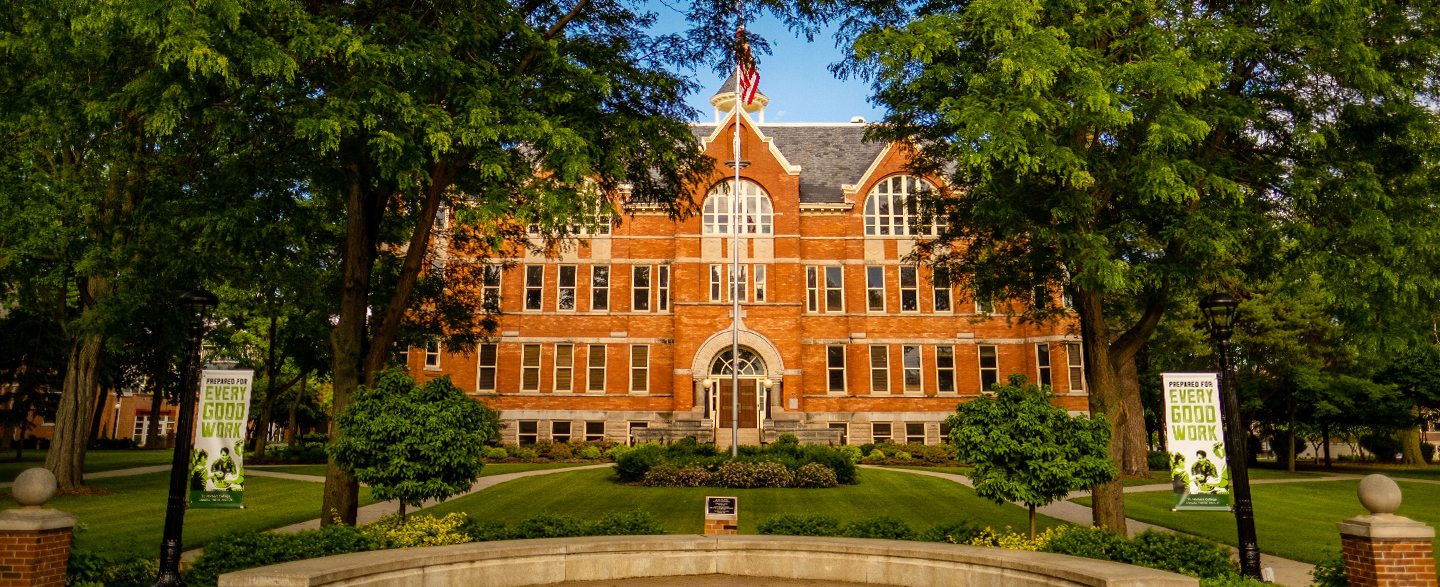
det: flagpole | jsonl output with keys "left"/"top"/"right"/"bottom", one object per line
{"left": 730, "top": 7, "right": 743, "bottom": 457}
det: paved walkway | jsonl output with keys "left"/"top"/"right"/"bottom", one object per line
{"left": 864, "top": 466, "right": 1362, "bottom": 587}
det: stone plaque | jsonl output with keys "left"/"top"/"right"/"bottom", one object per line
{"left": 706, "top": 496, "right": 737, "bottom": 518}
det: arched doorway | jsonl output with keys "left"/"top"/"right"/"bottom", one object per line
{"left": 705, "top": 348, "right": 772, "bottom": 434}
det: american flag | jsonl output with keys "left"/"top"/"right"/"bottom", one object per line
{"left": 736, "top": 25, "right": 760, "bottom": 105}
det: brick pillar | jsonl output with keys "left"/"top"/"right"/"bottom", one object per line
{"left": 1339, "top": 475, "right": 1438, "bottom": 587}
{"left": 0, "top": 507, "right": 78, "bottom": 587}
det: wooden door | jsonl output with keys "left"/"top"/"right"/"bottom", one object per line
{"left": 718, "top": 380, "right": 759, "bottom": 429}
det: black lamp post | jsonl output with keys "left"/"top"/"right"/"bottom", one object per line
{"left": 1198, "top": 291, "right": 1262, "bottom": 580}
{"left": 153, "top": 288, "right": 219, "bottom": 587}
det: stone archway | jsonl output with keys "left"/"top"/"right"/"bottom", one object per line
{"left": 690, "top": 328, "right": 784, "bottom": 377}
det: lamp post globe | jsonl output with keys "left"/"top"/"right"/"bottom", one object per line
{"left": 153, "top": 288, "right": 219, "bottom": 587}
{"left": 1198, "top": 291, "right": 1261, "bottom": 579}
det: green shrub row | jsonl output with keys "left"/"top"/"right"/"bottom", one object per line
{"left": 173, "top": 510, "right": 662, "bottom": 587}
{"left": 756, "top": 513, "right": 981, "bottom": 543}
{"left": 616, "top": 437, "right": 858, "bottom": 485}
{"left": 481, "top": 440, "right": 623, "bottom": 460}
{"left": 856, "top": 441, "right": 958, "bottom": 464}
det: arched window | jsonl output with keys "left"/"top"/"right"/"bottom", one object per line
{"left": 864, "top": 175, "right": 941, "bottom": 236}
{"left": 710, "top": 348, "right": 766, "bottom": 376}
{"left": 703, "top": 179, "right": 773, "bottom": 235}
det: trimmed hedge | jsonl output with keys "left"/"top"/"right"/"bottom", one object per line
{"left": 616, "top": 438, "right": 857, "bottom": 487}
{"left": 756, "top": 513, "right": 981, "bottom": 543}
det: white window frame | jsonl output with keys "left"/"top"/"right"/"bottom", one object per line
{"left": 899, "top": 266, "right": 919, "bottom": 312}
{"left": 710, "top": 264, "right": 723, "bottom": 302}
{"left": 902, "top": 345, "right": 922, "bottom": 393}
{"left": 633, "top": 266, "right": 651, "bottom": 311}
{"left": 978, "top": 345, "right": 999, "bottom": 392}
{"left": 557, "top": 265, "right": 577, "bottom": 311}
{"left": 657, "top": 266, "right": 670, "bottom": 311}
{"left": 872, "top": 422, "right": 893, "bottom": 444}
{"left": 933, "top": 268, "right": 952, "bottom": 312}
{"left": 869, "top": 345, "right": 890, "bottom": 393}
{"left": 554, "top": 344, "right": 574, "bottom": 392}
{"left": 477, "top": 344, "right": 498, "bottom": 391}
{"left": 729, "top": 264, "right": 747, "bottom": 302}
{"left": 517, "top": 420, "right": 538, "bottom": 444}
{"left": 591, "top": 266, "right": 610, "bottom": 311}
{"left": 864, "top": 175, "right": 942, "bottom": 236}
{"left": 521, "top": 344, "right": 541, "bottom": 391}
{"left": 905, "top": 422, "right": 926, "bottom": 444}
{"left": 866, "top": 266, "right": 885, "bottom": 312}
{"left": 551, "top": 421, "right": 572, "bottom": 443}
{"left": 482, "top": 265, "right": 501, "bottom": 308}
{"left": 825, "top": 266, "right": 844, "bottom": 312}
{"left": 806, "top": 267, "right": 819, "bottom": 312}
{"left": 630, "top": 344, "right": 649, "bottom": 392}
{"left": 588, "top": 344, "right": 607, "bottom": 392}
{"left": 935, "top": 345, "right": 956, "bottom": 393}
{"left": 702, "top": 179, "right": 773, "bottom": 235}
{"left": 524, "top": 265, "right": 544, "bottom": 311}
{"left": 1037, "top": 343, "right": 1053, "bottom": 387}
{"left": 424, "top": 341, "right": 441, "bottom": 370}
{"left": 753, "top": 264, "right": 766, "bottom": 302}
{"left": 585, "top": 421, "right": 606, "bottom": 442}
{"left": 1067, "top": 342, "right": 1086, "bottom": 391}
{"left": 827, "top": 345, "right": 847, "bottom": 393}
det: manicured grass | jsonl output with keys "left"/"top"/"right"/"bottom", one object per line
{"left": 1073, "top": 479, "right": 1440, "bottom": 564}
{"left": 3, "top": 471, "right": 381, "bottom": 559}
{"left": 425, "top": 466, "right": 1070, "bottom": 536}
{"left": 879, "top": 465, "right": 1173, "bottom": 487}
{"left": 249, "top": 462, "right": 598, "bottom": 478}
{"left": 0, "top": 449, "right": 177, "bottom": 483}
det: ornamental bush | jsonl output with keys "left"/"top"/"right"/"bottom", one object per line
{"left": 360, "top": 513, "right": 471, "bottom": 548}
{"left": 67, "top": 551, "right": 157, "bottom": 587}
{"left": 757, "top": 513, "right": 842, "bottom": 536}
{"left": 642, "top": 463, "right": 681, "bottom": 486}
{"left": 483, "top": 446, "right": 509, "bottom": 459}
{"left": 752, "top": 461, "right": 795, "bottom": 488}
{"left": 866, "top": 449, "right": 886, "bottom": 460}
{"left": 839, "top": 445, "right": 863, "bottom": 464}
{"left": 676, "top": 465, "right": 713, "bottom": 487}
{"left": 188, "top": 524, "right": 379, "bottom": 587}
{"left": 714, "top": 460, "right": 756, "bottom": 488}
{"left": 604, "top": 444, "right": 633, "bottom": 460}
{"left": 842, "top": 516, "right": 915, "bottom": 540}
{"left": 794, "top": 462, "right": 838, "bottom": 487}
{"left": 578, "top": 446, "right": 603, "bottom": 459}
{"left": 513, "top": 447, "right": 537, "bottom": 459}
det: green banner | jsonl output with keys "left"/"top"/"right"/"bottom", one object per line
{"left": 190, "top": 370, "right": 253, "bottom": 508}
{"left": 1162, "top": 372, "right": 1232, "bottom": 512}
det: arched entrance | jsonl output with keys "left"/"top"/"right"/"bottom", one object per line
{"left": 705, "top": 348, "right": 772, "bottom": 437}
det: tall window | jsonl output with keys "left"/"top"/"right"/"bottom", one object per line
{"left": 902, "top": 345, "right": 922, "bottom": 392}
{"left": 520, "top": 344, "right": 541, "bottom": 391}
{"left": 753, "top": 265, "right": 767, "bottom": 302}
{"left": 518, "top": 421, "right": 538, "bottom": 444}
{"left": 588, "top": 344, "right": 607, "bottom": 392}
{"left": 935, "top": 346, "right": 956, "bottom": 393}
{"left": 633, "top": 266, "right": 651, "bottom": 311}
{"left": 425, "top": 341, "right": 441, "bottom": 369}
{"left": 933, "top": 268, "right": 952, "bottom": 312}
{"left": 729, "top": 265, "right": 747, "bottom": 302}
{"left": 524, "top": 266, "right": 544, "bottom": 310}
{"left": 825, "top": 267, "right": 844, "bottom": 311}
{"left": 552, "top": 421, "right": 571, "bottom": 443}
{"left": 482, "top": 265, "right": 501, "bottom": 307}
{"left": 657, "top": 266, "right": 670, "bottom": 311}
{"left": 710, "top": 265, "right": 723, "bottom": 301}
{"left": 1037, "top": 343, "right": 1053, "bottom": 387}
{"left": 827, "top": 346, "right": 847, "bottom": 392}
{"left": 866, "top": 267, "right": 885, "bottom": 312}
{"left": 864, "top": 175, "right": 940, "bottom": 236}
{"left": 703, "top": 179, "right": 773, "bottom": 234}
{"left": 630, "top": 345, "right": 649, "bottom": 392}
{"left": 477, "top": 344, "right": 497, "bottom": 391}
{"left": 557, "top": 265, "right": 577, "bottom": 311}
{"left": 899, "top": 267, "right": 919, "bottom": 312}
{"left": 872, "top": 423, "right": 893, "bottom": 443}
{"left": 1067, "top": 342, "right": 1086, "bottom": 391}
{"left": 591, "top": 266, "right": 610, "bottom": 311}
{"left": 806, "top": 267, "right": 818, "bottom": 311}
{"left": 554, "top": 344, "right": 574, "bottom": 392}
{"left": 870, "top": 346, "right": 889, "bottom": 393}
{"left": 978, "top": 345, "right": 998, "bottom": 391}
{"left": 1033, "top": 285, "right": 1050, "bottom": 309}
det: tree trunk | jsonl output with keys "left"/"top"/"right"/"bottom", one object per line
{"left": 1399, "top": 407, "right": 1425, "bottom": 466}
{"left": 88, "top": 386, "right": 109, "bottom": 443}
{"left": 1118, "top": 352, "right": 1148, "bottom": 476}
{"left": 46, "top": 333, "right": 106, "bottom": 490}
{"left": 287, "top": 374, "right": 306, "bottom": 448}
{"left": 1323, "top": 421, "right": 1331, "bottom": 468}
{"left": 145, "top": 385, "right": 165, "bottom": 449}
{"left": 1287, "top": 394, "right": 1297, "bottom": 473}
{"left": 1028, "top": 503, "right": 1036, "bottom": 541}
{"left": 1075, "top": 290, "right": 1128, "bottom": 535}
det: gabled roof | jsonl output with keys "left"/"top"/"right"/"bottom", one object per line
{"left": 691, "top": 124, "right": 887, "bottom": 203}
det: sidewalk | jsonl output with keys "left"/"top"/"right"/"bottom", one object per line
{"left": 867, "top": 466, "right": 1330, "bottom": 587}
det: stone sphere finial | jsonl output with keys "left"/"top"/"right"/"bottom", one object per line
{"left": 13, "top": 468, "right": 58, "bottom": 508}
{"left": 1358, "top": 474, "right": 1402, "bottom": 515}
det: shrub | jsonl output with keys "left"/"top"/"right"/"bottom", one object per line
{"left": 642, "top": 463, "right": 681, "bottom": 487}
{"left": 483, "top": 447, "right": 509, "bottom": 459}
{"left": 714, "top": 460, "right": 756, "bottom": 488}
{"left": 866, "top": 449, "right": 886, "bottom": 461}
{"left": 757, "top": 513, "right": 842, "bottom": 536}
{"left": 188, "top": 524, "right": 378, "bottom": 587}
{"left": 513, "top": 447, "right": 538, "bottom": 459}
{"left": 360, "top": 513, "right": 472, "bottom": 548}
{"left": 776, "top": 433, "right": 800, "bottom": 445}
{"left": 1311, "top": 555, "right": 1348, "bottom": 587}
{"left": 894, "top": 451, "right": 912, "bottom": 460}
{"left": 617, "top": 443, "right": 665, "bottom": 482}
{"left": 548, "top": 442, "right": 574, "bottom": 460}
{"left": 604, "top": 444, "right": 633, "bottom": 460}
{"left": 858, "top": 443, "right": 877, "bottom": 456}
{"left": 587, "top": 510, "right": 666, "bottom": 536}
{"left": 965, "top": 526, "right": 1069, "bottom": 551}
{"left": 1039, "top": 524, "right": 1126, "bottom": 559}
{"left": 794, "top": 462, "right": 838, "bottom": 488}
{"left": 1039, "top": 527, "right": 1237, "bottom": 579}
{"left": 1359, "top": 433, "right": 1402, "bottom": 462}
{"left": 842, "top": 516, "right": 916, "bottom": 540}
{"left": 920, "top": 445, "right": 950, "bottom": 464}
{"left": 1147, "top": 450, "right": 1170, "bottom": 471}
{"left": 578, "top": 446, "right": 603, "bottom": 459}
{"left": 68, "top": 551, "right": 156, "bottom": 587}
{"left": 916, "top": 521, "right": 981, "bottom": 544}
{"left": 1423, "top": 442, "right": 1436, "bottom": 464}
{"left": 676, "top": 465, "right": 713, "bottom": 487}
{"left": 839, "top": 445, "right": 863, "bottom": 464}
{"left": 752, "top": 461, "right": 796, "bottom": 488}
{"left": 505, "top": 512, "right": 591, "bottom": 539}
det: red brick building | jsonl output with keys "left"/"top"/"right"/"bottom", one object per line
{"left": 405, "top": 81, "right": 1087, "bottom": 448}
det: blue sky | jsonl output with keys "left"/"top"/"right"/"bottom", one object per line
{"left": 644, "top": 6, "right": 887, "bottom": 124}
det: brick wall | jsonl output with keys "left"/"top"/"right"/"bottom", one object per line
{"left": 1342, "top": 535, "right": 1439, "bottom": 587}
{"left": 0, "top": 528, "right": 71, "bottom": 587}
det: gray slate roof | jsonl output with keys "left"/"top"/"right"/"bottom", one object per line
{"left": 692, "top": 124, "right": 887, "bottom": 203}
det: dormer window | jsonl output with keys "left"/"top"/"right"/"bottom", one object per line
{"left": 703, "top": 179, "right": 773, "bottom": 235}
{"left": 864, "top": 175, "right": 943, "bottom": 236}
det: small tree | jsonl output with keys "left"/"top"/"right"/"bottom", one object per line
{"left": 330, "top": 370, "right": 499, "bottom": 520}
{"left": 946, "top": 374, "right": 1117, "bottom": 539}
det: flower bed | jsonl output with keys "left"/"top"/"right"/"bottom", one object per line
{"left": 616, "top": 436, "right": 859, "bottom": 488}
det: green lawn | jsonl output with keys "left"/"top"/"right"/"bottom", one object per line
{"left": 425, "top": 466, "right": 1069, "bottom": 536}
{"left": 3, "top": 471, "right": 380, "bottom": 559}
{"left": 1074, "top": 479, "right": 1440, "bottom": 564}
{"left": 249, "top": 461, "right": 596, "bottom": 478}
{"left": 879, "top": 465, "right": 1176, "bottom": 487}
{"left": 0, "top": 449, "right": 176, "bottom": 483}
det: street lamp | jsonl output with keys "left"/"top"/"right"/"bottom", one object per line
{"left": 1199, "top": 291, "right": 1262, "bottom": 580}
{"left": 153, "top": 288, "right": 219, "bottom": 587}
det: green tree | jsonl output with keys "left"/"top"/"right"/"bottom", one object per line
{"left": 329, "top": 371, "right": 499, "bottom": 520}
{"left": 946, "top": 374, "right": 1116, "bottom": 539}
{"left": 1380, "top": 344, "right": 1440, "bottom": 465}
